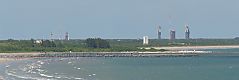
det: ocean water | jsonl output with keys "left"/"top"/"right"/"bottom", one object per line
{"left": 1, "top": 51, "right": 239, "bottom": 80}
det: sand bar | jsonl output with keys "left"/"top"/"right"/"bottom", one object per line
{"left": 152, "top": 45, "right": 239, "bottom": 50}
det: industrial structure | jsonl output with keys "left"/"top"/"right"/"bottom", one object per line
{"left": 143, "top": 36, "right": 149, "bottom": 45}
{"left": 50, "top": 32, "right": 54, "bottom": 41}
{"left": 157, "top": 26, "right": 162, "bottom": 39}
{"left": 155, "top": 24, "right": 191, "bottom": 40}
{"left": 185, "top": 25, "right": 190, "bottom": 39}
{"left": 65, "top": 32, "right": 70, "bottom": 40}
{"left": 170, "top": 30, "right": 176, "bottom": 40}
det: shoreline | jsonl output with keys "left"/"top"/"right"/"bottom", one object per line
{"left": 150, "top": 45, "right": 239, "bottom": 50}
{"left": 0, "top": 58, "right": 16, "bottom": 64}
{"left": 0, "top": 58, "right": 32, "bottom": 64}
{"left": 0, "top": 53, "right": 43, "bottom": 63}
{"left": 0, "top": 45, "right": 238, "bottom": 80}
{"left": 0, "top": 45, "right": 238, "bottom": 59}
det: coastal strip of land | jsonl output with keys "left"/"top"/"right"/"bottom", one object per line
{"left": 0, "top": 52, "right": 200, "bottom": 59}
{"left": 0, "top": 45, "right": 237, "bottom": 58}
{"left": 151, "top": 45, "right": 239, "bottom": 50}
{"left": 0, "top": 45, "right": 239, "bottom": 62}
{"left": 0, "top": 53, "right": 44, "bottom": 63}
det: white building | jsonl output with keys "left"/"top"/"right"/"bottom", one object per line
{"left": 143, "top": 36, "right": 149, "bottom": 45}
{"left": 34, "top": 40, "right": 43, "bottom": 44}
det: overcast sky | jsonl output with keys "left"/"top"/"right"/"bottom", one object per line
{"left": 0, "top": 0, "right": 239, "bottom": 39}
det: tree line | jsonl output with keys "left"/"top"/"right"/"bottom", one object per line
{"left": 85, "top": 38, "right": 110, "bottom": 48}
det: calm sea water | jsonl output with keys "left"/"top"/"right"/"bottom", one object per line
{"left": 1, "top": 49, "right": 239, "bottom": 80}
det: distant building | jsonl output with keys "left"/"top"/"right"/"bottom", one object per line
{"left": 50, "top": 32, "right": 54, "bottom": 41}
{"left": 143, "top": 36, "right": 149, "bottom": 45}
{"left": 65, "top": 32, "right": 69, "bottom": 40}
{"left": 157, "top": 26, "right": 162, "bottom": 39}
{"left": 170, "top": 30, "right": 176, "bottom": 40}
{"left": 185, "top": 25, "right": 190, "bottom": 39}
{"left": 34, "top": 40, "right": 43, "bottom": 44}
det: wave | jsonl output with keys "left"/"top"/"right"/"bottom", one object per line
{"left": 75, "top": 77, "right": 83, "bottom": 80}
{"left": 4, "top": 59, "right": 91, "bottom": 80}
{"left": 36, "top": 69, "right": 45, "bottom": 72}
{"left": 39, "top": 73, "right": 54, "bottom": 78}
{"left": 5, "top": 70, "right": 46, "bottom": 80}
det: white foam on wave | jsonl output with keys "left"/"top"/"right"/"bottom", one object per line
{"left": 31, "top": 71, "right": 37, "bottom": 74}
{"left": 63, "top": 76, "right": 72, "bottom": 79}
{"left": 40, "top": 73, "right": 54, "bottom": 78}
{"left": 5, "top": 65, "right": 10, "bottom": 68}
{"left": 55, "top": 76, "right": 61, "bottom": 79}
{"left": 36, "top": 69, "right": 45, "bottom": 72}
{"left": 68, "top": 62, "right": 72, "bottom": 64}
{"left": 75, "top": 77, "right": 83, "bottom": 80}
{"left": 5, "top": 70, "right": 46, "bottom": 80}
{"left": 39, "top": 73, "right": 69, "bottom": 80}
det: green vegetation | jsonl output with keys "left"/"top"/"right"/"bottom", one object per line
{"left": 86, "top": 38, "right": 110, "bottom": 48}
{"left": 0, "top": 38, "right": 239, "bottom": 53}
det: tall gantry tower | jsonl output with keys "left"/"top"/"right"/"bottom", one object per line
{"left": 170, "top": 30, "right": 176, "bottom": 40}
{"left": 185, "top": 25, "right": 190, "bottom": 40}
{"left": 65, "top": 32, "right": 69, "bottom": 40}
{"left": 157, "top": 26, "right": 162, "bottom": 39}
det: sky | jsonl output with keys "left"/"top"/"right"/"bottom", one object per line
{"left": 0, "top": 0, "right": 239, "bottom": 39}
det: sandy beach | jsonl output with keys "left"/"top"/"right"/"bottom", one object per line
{"left": 0, "top": 58, "right": 15, "bottom": 63}
{"left": 152, "top": 45, "right": 239, "bottom": 50}
{"left": 0, "top": 52, "right": 43, "bottom": 63}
